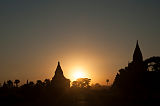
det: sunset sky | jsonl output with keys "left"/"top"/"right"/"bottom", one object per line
{"left": 0, "top": 0, "right": 160, "bottom": 85}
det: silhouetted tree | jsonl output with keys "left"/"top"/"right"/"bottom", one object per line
{"left": 106, "top": 79, "right": 109, "bottom": 86}
{"left": 71, "top": 78, "right": 91, "bottom": 88}
{"left": 14, "top": 79, "right": 20, "bottom": 87}
{"left": 91, "top": 83, "right": 102, "bottom": 89}
{"left": 36, "top": 80, "right": 43, "bottom": 88}
{"left": 144, "top": 56, "right": 160, "bottom": 72}
{"left": 28, "top": 81, "right": 35, "bottom": 87}
{"left": 44, "top": 79, "right": 51, "bottom": 87}
{"left": 3, "top": 81, "right": 7, "bottom": 88}
{"left": 71, "top": 81, "right": 78, "bottom": 88}
{"left": 7, "top": 80, "right": 13, "bottom": 88}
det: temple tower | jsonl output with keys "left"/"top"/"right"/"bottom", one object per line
{"left": 131, "top": 41, "right": 145, "bottom": 72}
{"left": 133, "top": 40, "right": 143, "bottom": 63}
{"left": 51, "top": 61, "right": 70, "bottom": 89}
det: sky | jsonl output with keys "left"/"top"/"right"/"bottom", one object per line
{"left": 0, "top": 0, "right": 160, "bottom": 85}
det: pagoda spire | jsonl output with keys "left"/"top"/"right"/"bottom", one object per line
{"left": 133, "top": 40, "right": 143, "bottom": 63}
{"left": 55, "top": 61, "right": 64, "bottom": 76}
{"left": 58, "top": 61, "right": 60, "bottom": 66}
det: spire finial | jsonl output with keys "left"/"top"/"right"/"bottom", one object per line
{"left": 58, "top": 61, "right": 60, "bottom": 66}
{"left": 136, "top": 40, "right": 139, "bottom": 46}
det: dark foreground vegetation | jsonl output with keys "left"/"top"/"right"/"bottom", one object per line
{"left": 1, "top": 86, "right": 160, "bottom": 106}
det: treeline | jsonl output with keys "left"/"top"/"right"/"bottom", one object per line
{"left": 0, "top": 78, "right": 110, "bottom": 106}
{"left": 0, "top": 78, "right": 109, "bottom": 89}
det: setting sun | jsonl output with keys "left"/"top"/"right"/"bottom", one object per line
{"left": 72, "top": 68, "right": 86, "bottom": 80}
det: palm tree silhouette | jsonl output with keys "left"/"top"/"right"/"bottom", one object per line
{"left": 7, "top": 80, "right": 13, "bottom": 88}
{"left": 14, "top": 79, "right": 20, "bottom": 87}
{"left": 106, "top": 79, "right": 109, "bottom": 86}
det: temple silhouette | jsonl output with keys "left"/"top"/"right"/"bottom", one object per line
{"left": 51, "top": 61, "right": 70, "bottom": 89}
{"left": 112, "top": 41, "right": 160, "bottom": 92}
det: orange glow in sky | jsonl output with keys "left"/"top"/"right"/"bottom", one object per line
{"left": 72, "top": 68, "right": 86, "bottom": 81}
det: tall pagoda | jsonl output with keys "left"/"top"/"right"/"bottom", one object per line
{"left": 51, "top": 61, "right": 70, "bottom": 89}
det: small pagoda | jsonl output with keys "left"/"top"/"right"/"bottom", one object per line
{"left": 51, "top": 61, "right": 70, "bottom": 89}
